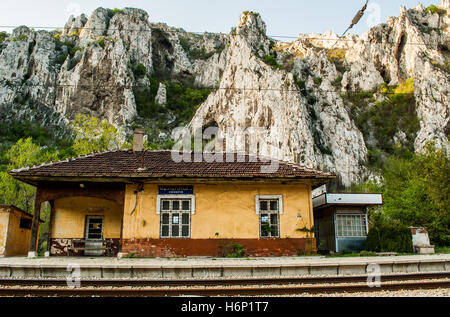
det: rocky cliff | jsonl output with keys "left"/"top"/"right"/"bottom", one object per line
{"left": 0, "top": 2, "right": 448, "bottom": 186}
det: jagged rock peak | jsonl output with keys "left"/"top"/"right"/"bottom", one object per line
{"left": 237, "top": 11, "right": 267, "bottom": 35}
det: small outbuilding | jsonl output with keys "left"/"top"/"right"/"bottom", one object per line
{"left": 0, "top": 205, "right": 41, "bottom": 257}
{"left": 313, "top": 193, "right": 383, "bottom": 253}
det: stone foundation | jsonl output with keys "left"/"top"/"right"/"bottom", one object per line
{"left": 121, "top": 238, "right": 316, "bottom": 258}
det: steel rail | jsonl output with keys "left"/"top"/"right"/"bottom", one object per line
{"left": 0, "top": 280, "right": 449, "bottom": 297}
{"left": 0, "top": 272, "right": 449, "bottom": 288}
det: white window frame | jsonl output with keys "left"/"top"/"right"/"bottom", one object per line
{"left": 335, "top": 213, "right": 368, "bottom": 238}
{"left": 255, "top": 195, "right": 283, "bottom": 214}
{"left": 158, "top": 197, "right": 193, "bottom": 239}
{"left": 157, "top": 195, "right": 196, "bottom": 215}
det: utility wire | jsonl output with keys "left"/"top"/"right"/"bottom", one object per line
{"left": 329, "top": 0, "right": 369, "bottom": 50}
{"left": 0, "top": 82, "right": 427, "bottom": 96}
{"left": 0, "top": 20, "right": 441, "bottom": 47}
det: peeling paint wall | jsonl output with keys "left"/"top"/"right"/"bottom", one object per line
{"left": 122, "top": 182, "right": 314, "bottom": 240}
{"left": 0, "top": 206, "right": 33, "bottom": 256}
{"left": 52, "top": 196, "right": 122, "bottom": 239}
{"left": 5, "top": 210, "right": 32, "bottom": 256}
{"left": 0, "top": 211, "right": 9, "bottom": 256}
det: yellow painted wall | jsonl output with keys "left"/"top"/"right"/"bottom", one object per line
{"left": 122, "top": 183, "right": 314, "bottom": 240}
{"left": 0, "top": 206, "right": 33, "bottom": 256}
{"left": 52, "top": 197, "right": 122, "bottom": 239}
{"left": 5, "top": 210, "right": 32, "bottom": 256}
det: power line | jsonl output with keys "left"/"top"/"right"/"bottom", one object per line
{"left": 0, "top": 82, "right": 429, "bottom": 96}
{"left": 0, "top": 24, "right": 439, "bottom": 46}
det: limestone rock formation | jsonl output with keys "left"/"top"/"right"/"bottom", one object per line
{"left": 0, "top": 2, "right": 448, "bottom": 186}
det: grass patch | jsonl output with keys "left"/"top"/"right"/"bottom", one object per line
{"left": 435, "top": 246, "right": 450, "bottom": 254}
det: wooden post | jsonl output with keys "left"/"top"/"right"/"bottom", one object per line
{"left": 47, "top": 200, "right": 55, "bottom": 253}
{"left": 29, "top": 195, "right": 41, "bottom": 256}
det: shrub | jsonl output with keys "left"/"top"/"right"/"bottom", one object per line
{"left": 134, "top": 64, "right": 147, "bottom": 77}
{"left": 219, "top": 241, "right": 245, "bottom": 258}
{"left": 189, "top": 47, "right": 215, "bottom": 60}
{"left": 426, "top": 5, "right": 446, "bottom": 15}
{"left": 365, "top": 216, "right": 413, "bottom": 253}
{"left": 0, "top": 31, "right": 8, "bottom": 43}
{"left": 107, "top": 8, "right": 125, "bottom": 17}
{"left": 263, "top": 54, "right": 283, "bottom": 69}
{"left": 382, "top": 143, "right": 450, "bottom": 246}
{"left": 313, "top": 77, "right": 322, "bottom": 86}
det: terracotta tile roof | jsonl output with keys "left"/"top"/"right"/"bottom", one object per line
{"left": 9, "top": 150, "right": 335, "bottom": 181}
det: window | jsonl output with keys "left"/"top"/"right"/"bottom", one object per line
{"left": 258, "top": 197, "right": 281, "bottom": 238}
{"left": 19, "top": 218, "right": 32, "bottom": 230}
{"left": 160, "top": 198, "right": 191, "bottom": 238}
{"left": 85, "top": 216, "right": 104, "bottom": 240}
{"left": 336, "top": 214, "right": 367, "bottom": 237}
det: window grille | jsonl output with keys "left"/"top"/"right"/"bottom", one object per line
{"left": 336, "top": 214, "right": 367, "bottom": 237}
{"left": 258, "top": 198, "right": 280, "bottom": 238}
{"left": 160, "top": 198, "right": 191, "bottom": 238}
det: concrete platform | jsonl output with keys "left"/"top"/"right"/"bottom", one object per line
{"left": 0, "top": 255, "right": 448, "bottom": 279}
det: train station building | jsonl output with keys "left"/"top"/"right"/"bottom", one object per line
{"left": 8, "top": 135, "right": 336, "bottom": 258}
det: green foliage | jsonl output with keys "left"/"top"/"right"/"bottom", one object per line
{"left": 180, "top": 37, "right": 225, "bottom": 61}
{"left": 313, "top": 77, "right": 322, "bottom": 86}
{"left": 327, "top": 49, "right": 349, "bottom": 73}
{"left": 365, "top": 213, "right": 413, "bottom": 253}
{"left": 71, "top": 114, "right": 125, "bottom": 155}
{"left": 107, "top": 8, "right": 125, "bottom": 17}
{"left": 359, "top": 250, "right": 377, "bottom": 256}
{"left": 435, "top": 246, "right": 450, "bottom": 254}
{"left": 426, "top": 5, "right": 447, "bottom": 15}
{"left": 382, "top": 143, "right": 450, "bottom": 246}
{"left": 219, "top": 241, "right": 245, "bottom": 258}
{"left": 9, "top": 34, "right": 27, "bottom": 41}
{"left": 0, "top": 31, "right": 8, "bottom": 43}
{"left": 345, "top": 80, "right": 419, "bottom": 167}
{"left": 431, "top": 60, "right": 450, "bottom": 74}
{"left": 132, "top": 78, "right": 211, "bottom": 148}
{"left": 293, "top": 75, "right": 307, "bottom": 96}
{"left": 296, "top": 226, "right": 315, "bottom": 233}
{"left": 178, "top": 36, "right": 191, "bottom": 52}
{"left": 242, "top": 11, "right": 260, "bottom": 17}
{"left": 189, "top": 47, "right": 217, "bottom": 60}
{"left": 263, "top": 54, "right": 283, "bottom": 70}
{"left": 346, "top": 179, "right": 384, "bottom": 194}
{"left": 133, "top": 64, "right": 147, "bottom": 77}
{"left": 0, "top": 138, "right": 57, "bottom": 212}
{"left": 53, "top": 36, "right": 84, "bottom": 64}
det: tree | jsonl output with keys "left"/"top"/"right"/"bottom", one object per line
{"left": 0, "top": 138, "right": 57, "bottom": 212}
{"left": 382, "top": 143, "right": 450, "bottom": 246}
{"left": 71, "top": 114, "right": 125, "bottom": 155}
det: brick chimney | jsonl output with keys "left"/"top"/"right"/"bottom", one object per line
{"left": 133, "top": 129, "right": 145, "bottom": 152}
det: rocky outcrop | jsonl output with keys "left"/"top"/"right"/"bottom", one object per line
{"left": 0, "top": 2, "right": 448, "bottom": 186}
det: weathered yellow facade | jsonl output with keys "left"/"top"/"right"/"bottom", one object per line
{"left": 52, "top": 196, "right": 122, "bottom": 239}
{"left": 122, "top": 182, "right": 314, "bottom": 240}
{"left": 0, "top": 205, "right": 34, "bottom": 256}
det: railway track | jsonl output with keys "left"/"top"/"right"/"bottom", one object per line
{"left": 0, "top": 272, "right": 448, "bottom": 297}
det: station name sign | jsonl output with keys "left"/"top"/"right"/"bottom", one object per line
{"left": 158, "top": 186, "right": 193, "bottom": 195}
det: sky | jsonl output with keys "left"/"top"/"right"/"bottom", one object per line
{"left": 0, "top": 0, "right": 441, "bottom": 39}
